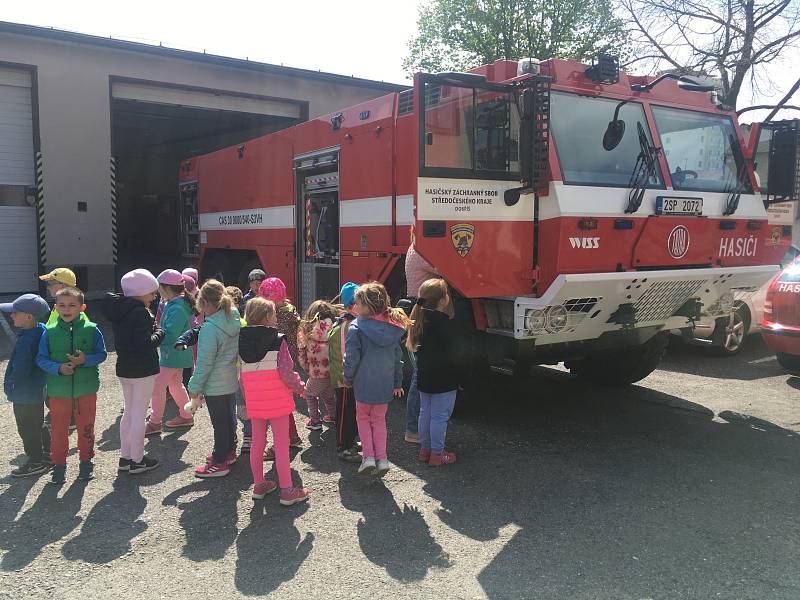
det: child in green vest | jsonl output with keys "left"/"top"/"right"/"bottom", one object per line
{"left": 36, "top": 287, "right": 107, "bottom": 484}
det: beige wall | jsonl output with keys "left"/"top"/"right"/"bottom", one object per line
{"left": 0, "top": 31, "right": 396, "bottom": 289}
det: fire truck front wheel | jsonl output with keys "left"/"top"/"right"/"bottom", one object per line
{"left": 567, "top": 332, "right": 669, "bottom": 386}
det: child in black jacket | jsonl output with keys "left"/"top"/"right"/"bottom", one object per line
{"left": 102, "top": 269, "right": 165, "bottom": 474}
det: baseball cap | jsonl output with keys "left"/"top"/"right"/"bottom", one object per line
{"left": 39, "top": 267, "right": 77, "bottom": 287}
{"left": 158, "top": 269, "right": 185, "bottom": 286}
{"left": 0, "top": 293, "right": 51, "bottom": 321}
{"left": 340, "top": 282, "right": 358, "bottom": 308}
{"left": 248, "top": 268, "right": 266, "bottom": 282}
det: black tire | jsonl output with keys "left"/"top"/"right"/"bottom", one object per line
{"left": 776, "top": 352, "right": 800, "bottom": 375}
{"left": 568, "top": 332, "right": 669, "bottom": 386}
{"left": 711, "top": 303, "right": 750, "bottom": 356}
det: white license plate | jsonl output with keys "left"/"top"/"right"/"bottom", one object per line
{"left": 656, "top": 196, "right": 703, "bottom": 216}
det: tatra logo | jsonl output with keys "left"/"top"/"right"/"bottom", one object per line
{"left": 569, "top": 237, "right": 600, "bottom": 249}
{"left": 719, "top": 236, "right": 758, "bottom": 258}
{"left": 450, "top": 223, "right": 475, "bottom": 257}
{"left": 668, "top": 225, "right": 690, "bottom": 259}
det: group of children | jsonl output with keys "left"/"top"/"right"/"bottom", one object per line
{"left": 3, "top": 263, "right": 465, "bottom": 506}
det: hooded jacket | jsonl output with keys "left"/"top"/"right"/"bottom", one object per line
{"left": 158, "top": 297, "right": 194, "bottom": 369}
{"left": 238, "top": 326, "right": 305, "bottom": 419}
{"left": 102, "top": 293, "right": 165, "bottom": 378}
{"left": 415, "top": 308, "right": 464, "bottom": 394}
{"left": 4, "top": 323, "right": 46, "bottom": 404}
{"left": 298, "top": 317, "right": 334, "bottom": 379}
{"left": 187, "top": 307, "right": 241, "bottom": 397}
{"left": 328, "top": 312, "right": 355, "bottom": 388}
{"left": 343, "top": 315, "right": 405, "bottom": 405}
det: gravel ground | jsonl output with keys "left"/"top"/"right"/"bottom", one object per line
{"left": 0, "top": 332, "right": 798, "bottom": 600}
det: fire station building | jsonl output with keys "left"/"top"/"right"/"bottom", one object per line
{"left": 0, "top": 21, "right": 402, "bottom": 296}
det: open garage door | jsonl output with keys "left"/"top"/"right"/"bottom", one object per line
{"left": 0, "top": 67, "right": 37, "bottom": 295}
{"left": 110, "top": 80, "right": 303, "bottom": 275}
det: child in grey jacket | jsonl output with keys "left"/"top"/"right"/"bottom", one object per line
{"left": 343, "top": 282, "right": 409, "bottom": 476}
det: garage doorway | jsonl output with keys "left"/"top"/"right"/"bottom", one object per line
{"left": 110, "top": 80, "right": 303, "bottom": 276}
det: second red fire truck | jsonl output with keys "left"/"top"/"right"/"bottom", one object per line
{"left": 179, "top": 56, "right": 796, "bottom": 384}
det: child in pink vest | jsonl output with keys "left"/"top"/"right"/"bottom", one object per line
{"left": 240, "top": 297, "right": 309, "bottom": 505}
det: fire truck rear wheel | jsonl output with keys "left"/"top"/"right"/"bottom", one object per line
{"left": 567, "top": 332, "right": 669, "bottom": 386}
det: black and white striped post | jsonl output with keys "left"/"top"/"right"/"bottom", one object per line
{"left": 110, "top": 156, "right": 118, "bottom": 265}
{"left": 35, "top": 151, "right": 46, "bottom": 268}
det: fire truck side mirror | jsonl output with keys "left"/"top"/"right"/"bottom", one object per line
{"left": 603, "top": 120, "right": 626, "bottom": 151}
{"left": 765, "top": 122, "right": 800, "bottom": 203}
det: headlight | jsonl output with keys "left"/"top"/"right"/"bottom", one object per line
{"left": 546, "top": 305, "right": 568, "bottom": 333}
{"left": 525, "top": 309, "right": 546, "bottom": 335}
{"left": 718, "top": 292, "right": 734, "bottom": 313}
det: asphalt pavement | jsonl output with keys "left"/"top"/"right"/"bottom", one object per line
{"left": 0, "top": 336, "right": 798, "bottom": 600}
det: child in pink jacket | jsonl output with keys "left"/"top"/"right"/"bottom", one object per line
{"left": 298, "top": 301, "right": 341, "bottom": 430}
{"left": 239, "top": 297, "right": 309, "bottom": 505}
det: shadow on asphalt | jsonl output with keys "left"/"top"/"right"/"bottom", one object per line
{"left": 388, "top": 367, "right": 800, "bottom": 599}
{"left": 659, "top": 335, "right": 785, "bottom": 381}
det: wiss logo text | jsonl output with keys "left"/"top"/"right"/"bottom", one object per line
{"left": 568, "top": 237, "right": 600, "bottom": 249}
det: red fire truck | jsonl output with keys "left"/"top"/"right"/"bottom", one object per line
{"left": 179, "top": 56, "right": 795, "bottom": 384}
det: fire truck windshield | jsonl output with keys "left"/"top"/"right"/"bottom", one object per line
{"left": 550, "top": 92, "right": 662, "bottom": 187}
{"left": 421, "top": 81, "right": 520, "bottom": 179}
{"left": 652, "top": 106, "right": 751, "bottom": 193}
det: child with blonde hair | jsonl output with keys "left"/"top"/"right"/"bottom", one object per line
{"left": 188, "top": 280, "right": 241, "bottom": 478}
{"left": 343, "top": 282, "right": 410, "bottom": 476}
{"left": 239, "top": 298, "right": 309, "bottom": 504}
{"left": 406, "top": 278, "right": 460, "bottom": 466}
{"left": 298, "top": 300, "right": 341, "bottom": 429}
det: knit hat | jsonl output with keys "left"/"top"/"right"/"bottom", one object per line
{"left": 249, "top": 268, "right": 267, "bottom": 282}
{"left": 121, "top": 269, "right": 159, "bottom": 298}
{"left": 340, "top": 281, "right": 358, "bottom": 308}
{"left": 181, "top": 267, "right": 198, "bottom": 282}
{"left": 259, "top": 277, "right": 286, "bottom": 302}
{"left": 158, "top": 269, "right": 185, "bottom": 286}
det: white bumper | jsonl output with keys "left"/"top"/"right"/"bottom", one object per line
{"left": 513, "top": 265, "right": 779, "bottom": 343}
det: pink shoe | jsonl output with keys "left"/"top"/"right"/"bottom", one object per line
{"left": 144, "top": 420, "right": 162, "bottom": 436}
{"left": 305, "top": 418, "right": 322, "bottom": 431}
{"left": 252, "top": 480, "right": 278, "bottom": 499}
{"left": 195, "top": 460, "right": 230, "bottom": 478}
{"left": 419, "top": 448, "right": 431, "bottom": 462}
{"left": 429, "top": 450, "right": 456, "bottom": 467}
{"left": 206, "top": 451, "right": 237, "bottom": 465}
{"left": 165, "top": 415, "right": 194, "bottom": 429}
{"left": 280, "top": 487, "right": 310, "bottom": 506}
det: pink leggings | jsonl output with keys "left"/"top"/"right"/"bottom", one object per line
{"left": 355, "top": 401, "right": 389, "bottom": 461}
{"left": 150, "top": 366, "right": 191, "bottom": 423}
{"left": 250, "top": 415, "right": 292, "bottom": 489}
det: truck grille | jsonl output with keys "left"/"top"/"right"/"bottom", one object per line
{"left": 633, "top": 280, "right": 704, "bottom": 322}
{"left": 564, "top": 297, "right": 599, "bottom": 313}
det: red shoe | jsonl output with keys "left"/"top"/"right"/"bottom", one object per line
{"left": 252, "top": 481, "right": 278, "bottom": 499}
{"left": 418, "top": 448, "right": 431, "bottom": 462}
{"left": 429, "top": 450, "right": 456, "bottom": 466}
{"left": 206, "top": 451, "right": 237, "bottom": 465}
{"left": 195, "top": 460, "right": 230, "bottom": 478}
{"left": 280, "top": 487, "right": 310, "bottom": 506}
{"left": 144, "top": 420, "right": 162, "bottom": 436}
{"left": 165, "top": 415, "right": 194, "bottom": 429}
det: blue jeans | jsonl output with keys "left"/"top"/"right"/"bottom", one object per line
{"left": 418, "top": 389, "right": 457, "bottom": 453}
{"left": 405, "top": 352, "right": 420, "bottom": 434}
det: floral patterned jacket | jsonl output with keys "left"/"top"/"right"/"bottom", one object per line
{"left": 297, "top": 317, "right": 335, "bottom": 379}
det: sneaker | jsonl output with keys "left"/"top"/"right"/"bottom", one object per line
{"left": 419, "top": 448, "right": 431, "bottom": 462}
{"left": 195, "top": 460, "right": 230, "bottom": 478}
{"left": 337, "top": 447, "right": 362, "bottom": 463}
{"left": 289, "top": 437, "right": 304, "bottom": 449}
{"left": 263, "top": 446, "right": 275, "bottom": 462}
{"left": 118, "top": 458, "right": 132, "bottom": 472}
{"left": 165, "top": 415, "right": 194, "bottom": 429}
{"left": 305, "top": 418, "right": 323, "bottom": 431}
{"left": 358, "top": 457, "right": 377, "bottom": 475}
{"left": 280, "top": 486, "right": 310, "bottom": 506}
{"left": 11, "top": 460, "right": 50, "bottom": 477}
{"left": 206, "top": 451, "right": 237, "bottom": 465}
{"left": 404, "top": 431, "right": 420, "bottom": 443}
{"left": 252, "top": 480, "right": 278, "bottom": 499}
{"left": 78, "top": 460, "right": 95, "bottom": 481}
{"left": 376, "top": 459, "right": 391, "bottom": 476}
{"left": 50, "top": 464, "right": 66, "bottom": 485}
{"left": 129, "top": 456, "right": 160, "bottom": 474}
{"left": 322, "top": 415, "right": 335, "bottom": 426}
{"left": 241, "top": 436, "right": 252, "bottom": 453}
{"left": 429, "top": 450, "right": 457, "bottom": 467}
{"left": 144, "top": 420, "right": 162, "bottom": 436}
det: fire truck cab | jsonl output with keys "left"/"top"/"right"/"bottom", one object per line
{"left": 182, "top": 56, "right": 795, "bottom": 385}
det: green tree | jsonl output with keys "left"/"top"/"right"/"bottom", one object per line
{"left": 403, "top": 0, "right": 629, "bottom": 75}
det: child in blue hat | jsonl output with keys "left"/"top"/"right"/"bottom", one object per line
{"left": 1, "top": 294, "right": 52, "bottom": 477}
